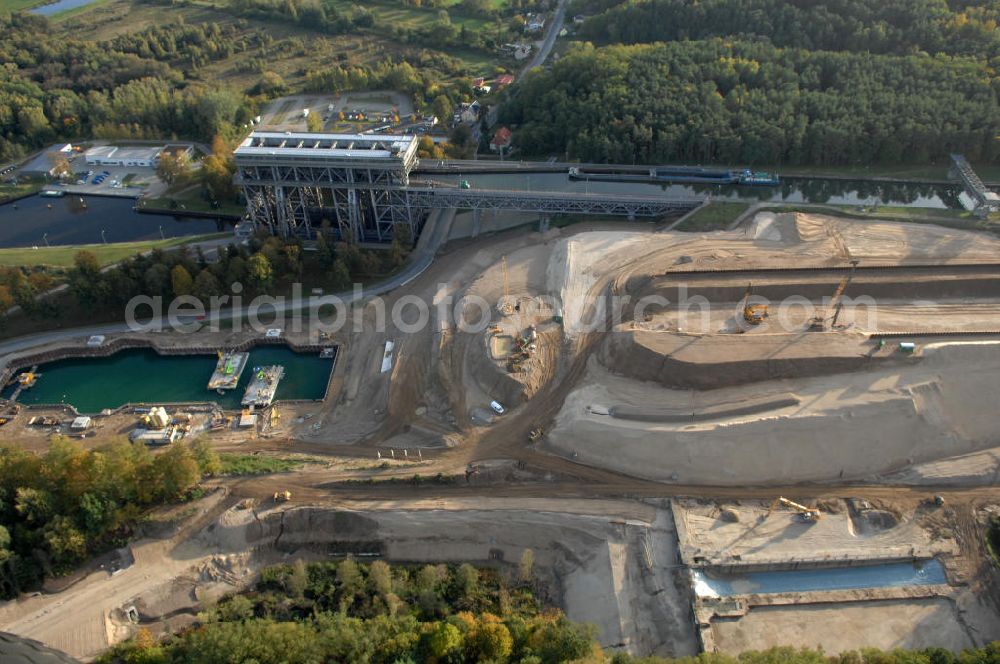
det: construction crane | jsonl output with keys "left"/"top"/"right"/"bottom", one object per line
{"left": 741, "top": 282, "right": 768, "bottom": 326}
{"left": 809, "top": 261, "right": 858, "bottom": 330}
{"left": 766, "top": 496, "right": 822, "bottom": 522}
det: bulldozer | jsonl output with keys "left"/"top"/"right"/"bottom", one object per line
{"left": 741, "top": 282, "right": 768, "bottom": 326}
{"left": 766, "top": 496, "right": 821, "bottom": 523}
{"left": 273, "top": 490, "right": 291, "bottom": 502}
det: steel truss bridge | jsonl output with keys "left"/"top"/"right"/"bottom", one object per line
{"left": 234, "top": 131, "right": 702, "bottom": 243}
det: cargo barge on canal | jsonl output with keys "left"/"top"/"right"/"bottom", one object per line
{"left": 207, "top": 351, "right": 249, "bottom": 392}
{"left": 568, "top": 166, "right": 780, "bottom": 186}
{"left": 241, "top": 365, "right": 284, "bottom": 407}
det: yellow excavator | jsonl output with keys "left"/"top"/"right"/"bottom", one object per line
{"left": 741, "top": 282, "right": 768, "bottom": 326}
{"left": 766, "top": 496, "right": 822, "bottom": 522}
{"left": 810, "top": 262, "right": 858, "bottom": 330}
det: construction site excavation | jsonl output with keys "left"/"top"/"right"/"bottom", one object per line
{"left": 5, "top": 209, "right": 1000, "bottom": 661}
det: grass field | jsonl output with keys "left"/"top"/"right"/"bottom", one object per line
{"left": 0, "top": 0, "right": 44, "bottom": 11}
{"left": 218, "top": 453, "right": 323, "bottom": 476}
{"left": 0, "top": 233, "right": 227, "bottom": 267}
{"left": 0, "top": 181, "right": 44, "bottom": 205}
{"left": 675, "top": 202, "right": 749, "bottom": 232}
{"left": 139, "top": 190, "right": 245, "bottom": 217}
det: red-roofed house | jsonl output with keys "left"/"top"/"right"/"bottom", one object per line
{"left": 490, "top": 127, "right": 513, "bottom": 153}
{"left": 495, "top": 74, "right": 515, "bottom": 88}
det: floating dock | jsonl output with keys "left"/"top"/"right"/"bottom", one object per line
{"left": 207, "top": 352, "right": 249, "bottom": 391}
{"left": 241, "top": 365, "right": 284, "bottom": 407}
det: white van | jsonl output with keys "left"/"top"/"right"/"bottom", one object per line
{"left": 490, "top": 400, "right": 505, "bottom": 415}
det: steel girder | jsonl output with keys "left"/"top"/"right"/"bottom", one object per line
{"left": 403, "top": 187, "right": 703, "bottom": 217}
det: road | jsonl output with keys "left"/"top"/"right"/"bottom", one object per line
{"left": 522, "top": 0, "right": 568, "bottom": 76}
{"left": 0, "top": 209, "right": 454, "bottom": 367}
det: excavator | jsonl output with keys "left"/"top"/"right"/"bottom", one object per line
{"left": 809, "top": 261, "right": 858, "bottom": 330}
{"left": 741, "top": 282, "right": 769, "bottom": 326}
{"left": 766, "top": 496, "right": 822, "bottom": 523}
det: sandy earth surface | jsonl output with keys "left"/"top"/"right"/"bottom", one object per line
{"left": 712, "top": 599, "right": 976, "bottom": 654}
{"left": 0, "top": 497, "right": 699, "bottom": 660}
{"left": 6, "top": 212, "right": 1000, "bottom": 660}
{"left": 545, "top": 341, "right": 1000, "bottom": 484}
{"left": 673, "top": 499, "right": 956, "bottom": 566}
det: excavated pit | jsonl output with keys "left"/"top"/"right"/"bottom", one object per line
{"left": 600, "top": 328, "right": 905, "bottom": 390}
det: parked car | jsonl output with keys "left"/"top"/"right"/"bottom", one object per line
{"left": 490, "top": 400, "right": 505, "bottom": 415}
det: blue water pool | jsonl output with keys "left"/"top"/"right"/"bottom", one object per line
{"left": 693, "top": 559, "right": 947, "bottom": 597}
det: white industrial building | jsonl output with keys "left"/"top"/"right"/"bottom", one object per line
{"left": 84, "top": 145, "right": 162, "bottom": 167}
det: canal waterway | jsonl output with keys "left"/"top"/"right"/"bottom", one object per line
{"left": 0, "top": 195, "right": 232, "bottom": 248}
{"left": 0, "top": 173, "right": 962, "bottom": 250}
{"left": 4, "top": 346, "right": 336, "bottom": 412}
{"left": 692, "top": 559, "right": 947, "bottom": 598}
{"left": 431, "top": 173, "right": 962, "bottom": 209}
{"left": 30, "top": 0, "right": 97, "bottom": 15}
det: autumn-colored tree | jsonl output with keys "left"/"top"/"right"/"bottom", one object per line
{"left": 200, "top": 136, "right": 237, "bottom": 201}
{"left": 170, "top": 264, "right": 194, "bottom": 297}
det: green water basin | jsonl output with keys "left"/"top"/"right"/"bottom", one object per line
{"left": 4, "top": 346, "right": 336, "bottom": 413}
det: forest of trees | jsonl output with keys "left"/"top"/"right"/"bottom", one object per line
{"left": 573, "top": 0, "right": 1000, "bottom": 57}
{"left": 503, "top": 39, "right": 1000, "bottom": 165}
{"left": 54, "top": 229, "right": 408, "bottom": 318}
{"left": 0, "top": 13, "right": 255, "bottom": 162}
{"left": 99, "top": 557, "right": 1000, "bottom": 663}
{"left": 99, "top": 557, "right": 599, "bottom": 663}
{"left": 0, "top": 438, "right": 219, "bottom": 598}
{"left": 0, "top": 8, "right": 478, "bottom": 165}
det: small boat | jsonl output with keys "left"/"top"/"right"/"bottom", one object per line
{"left": 16, "top": 372, "right": 38, "bottom": 388}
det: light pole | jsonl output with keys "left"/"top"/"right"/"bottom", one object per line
{"left": 101, "top": 229, "right": 107, "bottom": 244}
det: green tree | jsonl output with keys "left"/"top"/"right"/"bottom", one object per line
{"left": 247, "top": 253, "right": 273, "bottom": 290}
{"left": 255, "top": 71, "right": 288, "bottom": 97}
{"left": 143, "top": 264, "right": 171, "bottom": 297}
{"left": 70, "top": 250, "right": 103, "bottom": 306}
{"left": 288, "top": 558, "right": 308, "bottom": 599}
{"left": 170, "top": 264, "right": 194, "bottom": 298}
{"left": 427, "top": 621, "right": 463, "bottom": 659}
{"left": 155, "top": 151, "right": 192, "bottom": 186}
{"left": 152, "top": 444, "right": 200, "bottom": 500}
{"left": 469, "top": 614, "right": 513, "bottom": 662}
{"left": 201, "top": 136, "right": 237, "bottom": 201}
{"left": 14, "top": 487, "right": 53, "bottom": 525}
{"left": 455, "top": 563, "right": 479, "bottom": 604}
{"left": 369, "top": 559, "right": 392, "bottom": 597}
{"left": 519, "top": 548, "right": 534, "bottom": 583}
{"left": 42, "top": 516, "right": 87, "bottom": 567}
{"left": 337, "top": 557, "right": 364, "bottom": 609}
{"left": 330, "top": 259, "right": 351, "bottom": 290}
{"left": 306, "top": 112, "right": 324, "bottom": 133}
{"left": 189, "top": 438, "right": 221, "bottom": 476}
{"left": 194, "top": 269, "right": 222, "bottom": 303}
